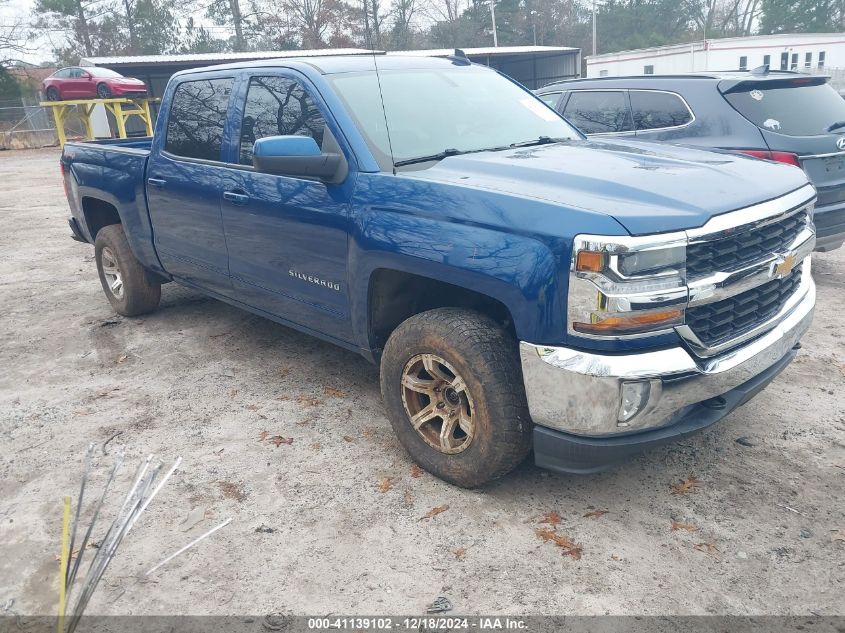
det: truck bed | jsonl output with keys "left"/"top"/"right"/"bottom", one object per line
{"left": 62, "top": 136, "right": 162, "bottom": 274}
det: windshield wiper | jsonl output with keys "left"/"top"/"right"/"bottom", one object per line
{"left": 826, "top": 120, "right": 845, "bottom": 132}
{"left": 394, "top": 148, "right": 464, "bottom": 167}
{"left": 509, "top": 136, "right": 558, "bottom": 148}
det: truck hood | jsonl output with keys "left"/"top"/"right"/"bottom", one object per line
{"left": 400, "top": 139, "right": 811, "bottom": 235}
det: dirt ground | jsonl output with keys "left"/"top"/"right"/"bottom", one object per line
{"left": 0, "top": 147, "right": 843, "bottom": 618}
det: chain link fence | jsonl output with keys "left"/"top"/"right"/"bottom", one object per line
{"left": 0, "top": 96, "right": 87, "bottom": 150}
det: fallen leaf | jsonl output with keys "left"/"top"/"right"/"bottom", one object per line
{"left": 419, "top": 504, "right": 449, "bottom": 521}
{"left": 268, "top": 435, "right": 293, "bottom": 447}
{"left": 218, "top": 481, "right": 247, "bottom": 502}
{"left": 342, "top": 435, "right": 355, "bottom": 443}
{"left": 540, "top": 511, "right": 562, "bottom": 526}
{"left": 584, "top": 510, "right": 609, "bottom": 519}
{"left": 324, "top": 387, "right": 347, "bottom": 398}
{"left": 258, "top": 431, "right": 269, "bottom": 441}
{"left": 671, "top": 521, "right": 699, "bottom": 533}
{"left": 246, "top": 404, "right": 260, "bottom": 411}
{"left": 831, "top": 530, "right": 845, "bottom": 543}
{"left": 404, "top": 490, "right": 414, "bottom": 506}
{"left": 377, "top": 477, "right": 395, "bottom": 493}
{"left": 452, "top": 547, "right": 467, "bottom": 560}
{"left": 229, "top": 389, "right": 238, "bottom": 399}
{"left": 296, "top": 396, "right": 322, "bottom": 407}
{"left": 410, "top": 464, "right": 424, "bottom": 478}
{"left": 309, "top": 442, "right": 322, "bottom": 451}
{"left": 296, "top": 418, "right": 313, "bottom": 426}
{"left": 535, "top": 528, "right": 582, "bottom": 560}
{"left": 278, "top": 368, "right": 291, "bottom": 378}
{"left": 116, "top": 354, "right": 128, "bottom": 363}
{"left": 693, "top": 542, "right": 720, "bottom": 555}
{"left": 94, "top": 388, "right": 118, "bottom": 398}
{"left": 671, "top": 476, "right": 703, "bottom": 495}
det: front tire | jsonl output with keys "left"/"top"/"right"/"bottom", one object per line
{"left": 46, "top": 87, "right": 60, "bottom": 101}
{"left": 380, "top": 308, "right": 532, "bottom": 488}
{"left": 97, "top": 83, "right": 111, "bottom": 99}
{"left": 94, "top": 225, "right": 161, "bottom": 316}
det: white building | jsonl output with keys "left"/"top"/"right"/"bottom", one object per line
{"left": 586, "top": 32, "right": 845, "bottom": 78}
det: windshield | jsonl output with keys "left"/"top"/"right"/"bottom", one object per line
{"left": 328, "top": 66, "right": 580, "bottom": 169}
{"left": 722, "top": 79, "right": 845, "bottom": 137}
{"left": 86, "top": 67, "right": 123, "bottom": 78}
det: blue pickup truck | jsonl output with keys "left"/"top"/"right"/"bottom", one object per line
{"left": 62, "top": 54, "right": 817, "bottom": 487}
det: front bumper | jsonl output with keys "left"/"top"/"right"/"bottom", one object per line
{"left": 814, "top": 199, "right": 845, "bottom": 251}
{"left": 520, "top": 277, "right": 815, "bottom": 473}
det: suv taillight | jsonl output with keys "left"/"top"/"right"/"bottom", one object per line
{"left": 735, "top": 149, "right": 801, "bottom": 167}
{"left": 60, "top": 160, "right": 69, "bottom": 197}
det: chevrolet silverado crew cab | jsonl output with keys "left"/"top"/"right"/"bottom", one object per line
{"left": 62, "top": 54, "right": 817, "bottom": 487}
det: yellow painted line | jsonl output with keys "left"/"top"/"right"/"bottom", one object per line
{"left": 57, "top": 495, "right": 72, "bottom": 633}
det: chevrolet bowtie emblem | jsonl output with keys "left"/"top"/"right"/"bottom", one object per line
{"left": 772, "top": 254, "right": 797, "bottom": 278}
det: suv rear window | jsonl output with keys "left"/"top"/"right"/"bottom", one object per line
{"left": 630, "top": 90, "right": 693, "bottom": 131}
{"left": 722, "top": 79, "right": 845, "bottom": 136}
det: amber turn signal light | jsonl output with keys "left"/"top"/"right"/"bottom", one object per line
{"left": 576, "top": 250, "right": 605, "bottom": 273}
{"left": 573, "top": 308, "right": 683, "bottom": 335}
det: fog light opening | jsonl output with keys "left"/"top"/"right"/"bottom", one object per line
{"left": 618, "top": 381, "right": 652, "bottom": 426}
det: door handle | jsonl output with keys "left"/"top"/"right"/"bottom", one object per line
{"left": 223, "top": 191, "right": 250, "bottom": 205}
{"left": 147, "top": 177, "right": 166, "bottom": 188}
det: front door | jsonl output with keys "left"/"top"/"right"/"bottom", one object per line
{"left": 146, "top": 76, "right": 236, "bottom": 297}
{"left": 219, "top": 73, "right": 354, "bottom": 342}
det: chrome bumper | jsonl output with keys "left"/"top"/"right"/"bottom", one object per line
{"left": 520, "top": 277, "right": 815, "bottom": 437}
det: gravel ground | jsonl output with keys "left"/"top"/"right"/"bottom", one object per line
{"left": 1, "top": 147, "right": 843, "bottom": 617}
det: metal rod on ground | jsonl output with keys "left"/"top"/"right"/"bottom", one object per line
{"left": 65, "top": 449, "right": 125, "bottom": 603}
{"left": 58, "top": 496, "right": 72, "bottom": 633}
{"left": 146, "top": 518, "right": 233, "bottom": 576}
{"left": 127, "top": 456, "right": 181, "bottom": 532}
{"left": 65, "top": 443, "right": 94, "bottom": 590}
{"left": 67, "top": 455, "right": 167, "bottom": 633}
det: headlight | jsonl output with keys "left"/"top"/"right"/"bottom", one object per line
{"left": 568, "top": 233, "right": 688, "bottom": 338}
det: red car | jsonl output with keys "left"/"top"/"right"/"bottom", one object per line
{"left": 42, "top": 66, "right": 148, "bottom": 101}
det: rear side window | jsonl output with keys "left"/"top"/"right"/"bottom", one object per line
{"left": 563, "top": 91, "right": 633, "bottom": 134}
{"left": 239, "top": 76, "right": 326, "bottom": 165}
{"left": 538, "top": 92, "right": 562, "bottom": 109}
{"left": 165, "top": 78, "right": 233, "bottom": 161}
{"left": 630, "top": 91, "right": 693, "bottom": 131}
{"left": 722, "top": 80, "right": 845, "bottom": 136}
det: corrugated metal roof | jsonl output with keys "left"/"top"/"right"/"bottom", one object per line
{"left": 81, "top": 45, "right": 578, "bottom": 67}
{"left": 395, "top": 46, "right": 579, "bottom": 57}
{"left": 81, "top": 48, "right": 381, "bottom": 67}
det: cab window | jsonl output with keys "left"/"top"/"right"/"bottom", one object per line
{"left": 165, "top": 78, "right": 234, "bottom": 161}
{"left": 239, "top": 76, "right": 326, "bottom": 166}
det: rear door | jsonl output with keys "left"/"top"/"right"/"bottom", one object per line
{"left": 218, "top": 71, "right": 355, "bottom": 342}
{"left": 559, "top": 90, "right": 635, "bottom": 137}
{"left": 65, "top": 68, "right": 95, "bottom": 99}
{"left": 145, "top": 74, "right": 236, "bottom": 297}
{"left": 721, "top": 77, "right": 845, "bottom": 210}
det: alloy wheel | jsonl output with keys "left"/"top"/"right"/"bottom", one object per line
{"left": 400, "top": 353, "right": 475, "bottom": 454}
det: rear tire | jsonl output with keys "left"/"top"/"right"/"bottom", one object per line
{"left": 94, "top": 225, "right": 161, "bottom": 316}
{"left": 46, "top": 87, "right": 60, "bottom": 101}
{"left": 380, "top": 308, "right": 532, "bottom": 488}
{"left": 97, "top": 83, "right": 111, "bottom": 99}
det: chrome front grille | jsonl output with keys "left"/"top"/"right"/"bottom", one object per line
{"left": 687, "top": 210, "right": 808, "bottom": 278}
{"left": 685, "top": 267, "right": 803, "bottom": 349}
{"left": 677, "top": 185, "right": 817, "bottom": 357}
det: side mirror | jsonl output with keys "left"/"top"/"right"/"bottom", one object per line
{"left": 253, "top": 135, "right": 345, "bottom": 183}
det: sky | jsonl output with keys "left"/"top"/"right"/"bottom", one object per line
{"left": 2, "top": 0, "right": 66, "bottom": 63}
